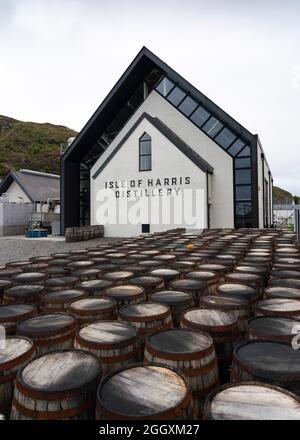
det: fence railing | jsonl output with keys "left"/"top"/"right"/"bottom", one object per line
{"left": 295, "top": 205, "right": 300, "bottom": 242}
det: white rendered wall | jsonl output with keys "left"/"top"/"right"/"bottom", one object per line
{"left": 257, "top": 140, "right": 273, "bottom": 227}
{"left": 91, "top": 90, "right": 234, "bottom": 234}
{"left": 0, "top": 202, "right": 33, "bottom": 235}
{"left": 5, "top": 181, "right": 31, "bottom": 203}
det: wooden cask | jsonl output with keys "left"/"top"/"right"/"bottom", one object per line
{"left": 225, "top": 273, "right": 263, "bottom": 299}
{"left": 0, "top": 304, "right": 37, "bottom": 335}
{"left": 168, "top": 261, "right": 197, "bottom": 275}
{"left": 248, "top": 316, "right": 300, "bottom": 343}
{"left": 0, "top": 336, "right": 35, "bottom": 418}
{"left": 264, "top": 286, "right": 300, "bottom": 300}
{"left": 198, "top": 264, "right": 227, "bottom": 282}
{"left": 231, "top": 340, "right": 300, "bottom": 395}
{"left": 45, "top": 267, "right": 70, "bottom": 278}
{"left": 119, "top": 303, "right": 172, "bottom": 356}
{"left": 269, "top": 278, "right": 300, "bottom": 289}
{"left": 0, "top": 280, "right": 12, "bottom": 302}
{"left": 203, "top": 382, "right": 300, "bottom": 420}
{"left": 71, "top": 268, "right": 102, "bottom": 282}
{"left": 45, "top": 276, "right": 80, "bottom": 292}
{"left": 67, "top": 261, "right": 95, "bottom": 271}
{"left": 40, "top": 289, "right": 88, "bottom": 312}
{"left": 216, "top": 283, "right": 257, "bottom": 314}
{"left": 22, "top": 263, "right": 49, "bottom": 273}
{"left": 2, "top": 285, "right": 45, "bottom": 308}
{"left": 74, "top": 321, "right": 139, "bottom": 373}
{"left": 96, "top": 364, "right": 193, "bottom": 420}
{"left": 181, "top": 308, "right": 239, "bottom": 384}
{"left": 122, "top": 265, "right": 148, "bottom": 276}
{"left": 17, "top": 313, "right": 77, "bottom": 354}
{"left": 255, "top": 298, "right": 300, "bottom": 319}
{"left": 199, "top": 295, "right": 249, "bottom": 336}
{"left": 11, "top": 272, "right": 48, "bottom": 286}
{"left": 129, "top": 276, "right": 164, "bottom": 298}
{"left": 138, "top": 260, "right": 163, "bottom": 270}
{"left": 169, "top": 278, "right": 207, "bottom": 305}
{"left": 234, "top": 265, "right": 268, "bottom": 286}
{"left": 48, "top": 258, "right": 72, "bottom": 268}
{"left": 186, "top": 271, "right": 220, "bottom": 294}
{"left": 76, "top": 279, "right": 112, "bottom": 297}
{"left": 102, "top": 271, "right": 134, "bottom": 285}
{"left": 150, "top": 269, "right": 180, "bottom": 288}
{"left": 6, "top": 261, "right": 31, "bottom": 269}
{"left": 269, "top": 270, "right": 300, "bottom": 280}
{"left": 67, "top": 298, "right": 118, "bottom": 325}
{"left": 103, "top": 285, "right": 146, "bottom": 308}
{"left": 144, "top": 328, "right": 219, "bottom": 418}
{"left": 30, "top": 256, "right": 53, "bottom": 263}
{"left": 150, "top": 290, "right": 195, "bottom": 327}
{"left": 0, "top": 268, "right": 23, "bottom": 280}
{"left": 10, "top": 350, "right": 102, "bottom": 420}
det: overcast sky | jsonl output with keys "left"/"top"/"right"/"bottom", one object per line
{"left": 1, "top": 0, "right": 299, "bottom": 194}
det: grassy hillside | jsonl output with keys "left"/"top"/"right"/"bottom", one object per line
{"left": 0, "top": 115, "right": 77, "bottom": 177}
{"left": 273, "top": 186, "right": 294, "bottom": 204}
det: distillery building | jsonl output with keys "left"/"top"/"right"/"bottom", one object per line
{"left": 61, "top": 47, "right": 273, "bottom": 237}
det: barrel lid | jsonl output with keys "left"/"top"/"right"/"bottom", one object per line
{"left": 72, "top": 268, "right": 102, "bottom": 276}
{"left": 78, "top": 321, "right": 137, "bottom": 345}
{"left": 226, "top": 273, "right": 261, "bottom": 282}
{"left": 0, "top": 336, "right": 34, "bottom": 367}
{"left": 45, "top": 276, "right": 79, "bottom": 287}
{"left": 265, "top": 286, "right": 300, "bottom": 299}
{"left": 150, "top": 268, "right": 179, "bottom": 277}
{"left": 103, "top": 271, "right": 133, "bottom": 281}
{"left": 0, "top": 279, "right": 12, "bottom": 289}
{"left": 129, "top": 276, "right": 163, "bottom": 287}
{"left": 170, "top": 278, "right": 207, "bottom": 290}
{"left": 153, "top": 254, "right": 177, "bottom": 261}
{"left": 151, "top": 290, "right": 193, "bottom": 304}
{"left": 49, "top": 259, "right": 71, "bottom": 267}
{"left": 139, "top": 260, "right": 162, "bottom": 268}
{"left": 146, "top": 328, "right": 213, "bottom": 356}
{"left": 5, "top": 284, "right": 45, "bottom": 297}
{"left": 45, "top": 267, "right": 70, "bottom": 276}
{"left": 0, "top": 304, "right": 36, "bottom": 320}
{"left": 42, "top": 289, "right": 86, "bottom": 304}
{"left": 17, "top": 313, "right": 76, "bottom": 336}
{"left": 68, "top": 297, "right": 117, "bottom": 313}
{"left": 269, "top": 279, "right": 300, "bottom": 289}
{"left": 6, "top": 261, "right": 31, "bottom": 268}
{"left": 198, "top": 264, "right": 226, "bottom": 272}
{"left": 12, "top": 272, "right": 48, "bottom": 283}
{"left": 19, "top": 350, "right": 101, "bottom": 393}
{"left": 234, "top": 340, "right": 300, "bottom": 380}
{"left": 248, "top": 316, "right": 300, "bottom": 337}
{"left": 77, "top": 279, "right": 112, "bottom": 292}
{"left": 182, "top": 308, "right": 237, "bottom": 330}
{"left": 206, "top": 382, "right": 300, "bottom": 420}
{"left": 0, "top": 268, "right": 23, "bottom": 279}
{"left": 104, "top": 285, "right": 145, "bottom": 300}
{"left": 235, "top": 265, "right": 267, "bottom": 275}
{"left": 186, "top": 271, "right": 217, "bottom": 281}
{"left": 97, "top": 364, "right": 189, "bottom": 418}
{"left": 67, "top": 261, "right": 95, "bottom": 269}
{"left": 270, "top": 270, "right": 300, "bottom": 279}
{"left": 120, "top": 303, "right": 169, "bottom": 320}
{"left": 199, "top": 294, "right": 248, "bottom": 310}
{"left": 30, "top": 256, "right": 53, "bottom": 263}
{"left": 69, "top": 249, "right": 88, "bottom": 255}
{"left": 256, "top": 298, "right": 300, "bottom": 313}
{"left": 216, "top": 283, "right": 256, "bottom": 298}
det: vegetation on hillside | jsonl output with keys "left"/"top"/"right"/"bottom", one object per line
{"left": 0, "top": 115, "right": 77, "bottom": 177}
{"left": 273, "top": 186, "right": 299, "bottom": 205}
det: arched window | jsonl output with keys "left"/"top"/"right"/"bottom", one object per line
{"left": 139, "top": 133, "right": 152, "bottom": 171}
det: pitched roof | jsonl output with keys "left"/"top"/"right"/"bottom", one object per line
{"left": 92, "top": 112, "right": 214, "bottom": 179}
{"left": 0, "top": 170, "right": 60, "bottom": 203}
{"left": 62, "top": 46, "right": 255, "bottom": 164}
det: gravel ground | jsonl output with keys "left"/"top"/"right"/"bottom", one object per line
{"left": 0, "top": 237, "right": 120, "bottom": 265}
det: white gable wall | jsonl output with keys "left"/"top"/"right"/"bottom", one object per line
{"left": 5, "top": 180, "right": 31, "bottom": 203}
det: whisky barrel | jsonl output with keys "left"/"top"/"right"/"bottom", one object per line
{"left": 122, "top": 265, "right": 148, "bottom": 276}
{"left": 48, "top": 258, "right": 72, "bottom": 268}
{"left": 74, "top": 321, "right": 139, "bottom": 373}
{"left": 248, "top": 316, "right": 300, "bottom": 343}
{"left": 198, "top": 264, "right": 227, "bottom": 281}
{"left": 181, "top": 308, "right": 239, "bottom": 383}
{"left": 10, "top": 350, "right": 102, "bottom": 420}
{"left": 67, "top": 298, "right": 118, "bottom": 325}
{"left": 0, "top": 336, "right": 35, "bottom": 418}
{"left": 45, "top": 276, "right": 79, "bottom": 292}
{"left": 150, "top": 269, "right": 180, "bottom": 288}
{"left": 225, "top": 273, "right": 263, "bottom": 298}
{"left": 231, "top": 340, "right": 300, "bottom": 395}
{"left": 103, "top": 285, "right": 146, "bottom": 308}
{"left": 269, "top": 278, "right": 300, "bottom": 289}
{"left": 76, "top": 279, "right": 112, "bottom": 297}
{"left": 17, "top": 312, "right": 77, "bottom": 354}
{"left": 6, "top": 261, "right": 31, "bottom": 269}
{"left": 153, "top": 254, "right": 177, "bottom": 264}
{"left": 45, "top": 267, "right": 71, "bottom": 277}
{"left": 2, "top": 285, "right": 45, "bottom": 308}
{"left": 169, "top": 278, "right": 207, "bottom": 305}
{"left": 138, "top": 260, "right": 163, "bottom": 270}
{"left": 0, "top": 280, "right": 12, "bottom": 302}
{"left": 119, "top": 303, "right": 172, "bottom": 355}
{"left": 186, "top": 271, "right": 220, "bottom": 294}
{"left": 71, "top": 268, "right": 102, "bottom": 281}
{"left": 22, "top": 263, "right": 49, "bottom": 273}
{"left": 203, "top": 382, "right": 300, "bottom": 420}
{"left": 264, "top": 286, "right": 300, "bottom": 300}
{"left": 0, "top": 268, "right": 22, "bottom": 280}
{"left": 93, "top": 263, "right": 119, "bottom": 273}
{"left": 95, "top": 364, "right": 193, "bottom": 420}
{"left": 234, "top": 265, "right": 268, "bottom": 286}
{"left": 168, "top": 261, "right": 197, "bottom": 275}
{"left": 144, "top": 328, "right": 219, "bottom": 418}
{"left": 0, "top": 304, "right": 37, "bottom": 335}
{"left": 30, "top": 256, "right": 53, "bottom": 263}
{"left": 216, "top": 283, "right": 257, "bottom": 313}
{"left": 40, "top": 289, "right": 88, "bottom": 312}
{"left": 255, "top": 298, "right": 300, "bottom": 319}
{"left": 102, "top": 271, "right": 134, "bottom": 285}
{"left": 150, "top": 290, "right": 194, "bottom": 327}
{"left": 270, "top": 270, "right": 300, "bottom": 280}
{"left": 199, "top": 295, "right": 249, "bottom": 335}
{"left": 129, "top": 276, "right": 164, "bottom": 298}
{"left": 11, "top": 272, "right": 48, "bottom": 285}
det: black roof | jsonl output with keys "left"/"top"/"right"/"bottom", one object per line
{"left": 62, "top": 46, "right": 255, "bottom": 164}
{"left": 92, "top": 112, "right": 214, "bottom": 179}
{"left": 0, "top": 170, "right": 60, "bottom": 203}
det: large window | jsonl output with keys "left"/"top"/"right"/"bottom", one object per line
{"left": 139, "top": 133, "right": 152, "bottom": 171}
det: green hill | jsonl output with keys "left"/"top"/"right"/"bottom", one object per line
{"left": 0, "top": 115, "right": 77, "bottom": 176}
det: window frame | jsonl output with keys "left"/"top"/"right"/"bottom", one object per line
{"left": 139, "top": 132, "right": 152, "bottom": 172}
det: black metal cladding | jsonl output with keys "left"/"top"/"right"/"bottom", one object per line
{"left": 155, "top": 75, "right": 255, "bottom": 228}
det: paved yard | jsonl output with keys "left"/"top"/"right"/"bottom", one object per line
{"left": 0, "top": 236, "right": 120, "bottom": 265}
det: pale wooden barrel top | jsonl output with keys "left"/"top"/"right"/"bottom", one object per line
{"left": 269, "top": 279, "right": 300, "bottom": 289}
{"left": 182, "top": 309, "right": 237, "bottom": 328}
{"left": 45, "top": 277, "right": 79, "bottom": 288}
{"left": 199, "top": 295, "right": 248, "bottom": 310}
{"left": 151, "top": 290, "right": 192, "bottom": 304}
{"left": 248, "top": 316, "right": 300, "bottom": 337}
{"left": 256, "top": 298, "right": 300, "bottom": 312}
{"left": 68, "top": 298, "right": 116, "bottom": 312}
{"left": 208, "top": 383, "right": 300, "bottom": 420}
{"left": 198, "top": 264, "right": 227, "bottom": 272}
{"left": 19, "top": 350, "right": 101, "bottom": 392}
{"left": 0, "top": 337, "right": 33, "bottom": 365}
{"left": 150, "top": 269, "right": 180, "bottom": 278}
{"left": 147, "top": 328, "right": 213, "bottom": 354}
{"left": 77, "top": 279, "right": 112, "bottom": 292}
{"left": 170, "top": 279, "right": 207, "bottom": 290}
{"left": 216, "top": 283, "right": 256, "bottom": 297}
{"left": 0, "top": 304, "right": 36, "bottom": 320}
{"left": 103, "top": 271, "right": 133, "bottom": 281}
{"left": 98, "top": 365, "right": 188, "bottom": 417}
{"left": 12, "top": 272, "right": 48, "bottom": 283}
{"left": 0, "top": 279, "right": 12, "bottom": 290}
{"left": 17, "top": 313, "right": 76, "bottom": 335}
{"left": 129, "top": 276, "right": 162, "bottom": 287}
{"left": 42, "top": 289, "right": 86, "bottom": 303}
{"left": 120, "top": 303, "right": 169, "bottom": 319}
{"left": 5, "top": 285, "right": 44, "bottom": 298}
{"left": 104, "top": 285, "right": 144, "bottom": 299}
{"left": 226, "top": 273, "right": 261, "bottom": 282}
{"left": 265, "top": 287, "right": 300, "bottom": 299}
{"left": 186, "top": 271, "right": 217, "bottom": 280}
{"left": 78, "top": 321, "right": 137, "bottom": 345}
